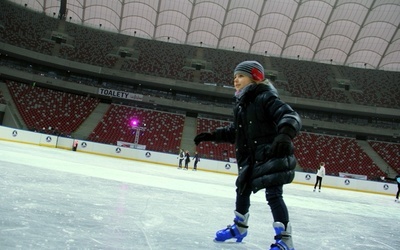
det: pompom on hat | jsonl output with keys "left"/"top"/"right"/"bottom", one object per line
{"left": 234, "top": 61, "right": 265, "bottom": 81}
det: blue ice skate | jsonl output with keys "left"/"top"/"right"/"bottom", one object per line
{"left": 270, "top": 222, "right": 295, "bottom": 250}
{"left": 214, "top": 211, "right": 249, "bottom": 243}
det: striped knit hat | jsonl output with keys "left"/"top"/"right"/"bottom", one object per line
{"left": 234, "top": 61, "right": 265, "bottom": 81}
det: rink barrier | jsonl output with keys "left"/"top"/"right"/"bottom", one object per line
{"left": 0, "top": 125, "right": 396, "bottom": 196}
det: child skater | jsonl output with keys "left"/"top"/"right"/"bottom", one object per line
{"left": 194, "top": 60, "right": 301, "bottom": 250}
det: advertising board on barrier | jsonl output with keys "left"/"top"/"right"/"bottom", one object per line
{"left": 339, "top": 172, "right": 367, "bottom": 180}
{"left": 117, "top": 140, "right": 146, "bottom": 149}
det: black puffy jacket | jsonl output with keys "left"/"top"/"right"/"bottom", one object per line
{"left": 213, "top": 82, "right": 302, "bottom": 193}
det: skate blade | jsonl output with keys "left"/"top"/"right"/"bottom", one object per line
{"left": 213, "top": 239, "right": 245, "bottom": 244}
{"left": 213, "top": 239, "right": 268, "bottom": 250}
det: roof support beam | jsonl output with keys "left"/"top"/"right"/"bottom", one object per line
{"left": 118, "top": 0, "right": 125, "bottom": 33}
{"left": 153, "top": 0, "right": 162, "bottom": 39}
{"left": 185, "top": 0, "right": 197, "bottom": 44}
{"left": 377, "top": 19, "right": 400, "bottom": 70}
{"left": 312, "top": 0, "right": 338, "bottom": 63}
{"left": 216, "top": 0, "right": 232, "bottom": 49}
{"left": 249, "top": 0, "right": 267, "bottom": 54}
{"left": 344, "top": 0, "right": 376, "bottom": 68}
{"left": 280, "top": 0, "right": 302, "bottom": 58}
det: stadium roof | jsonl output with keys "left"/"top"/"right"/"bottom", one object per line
{"left": 12, "top": 0, "right": 400, "bottom": 72}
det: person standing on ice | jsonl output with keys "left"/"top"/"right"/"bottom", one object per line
{"left": 313, "top": 162, "right": 326, "bottom": 192}
{"left": 184, "top": 150, "right": 191, "bottom": 170}
{"left": 194, "top": 61, "right": 301, "bottom": 250}
{"left": 177, "top": 149, "right": 184, "bottom": 169}
{"left": 381, "top": 174, "right": 400, "bottom": 202}
{"left": 192, "top": 151, "right": 200, "bottom": 171}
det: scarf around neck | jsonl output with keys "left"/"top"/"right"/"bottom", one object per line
{"left": 234, "top": 82, "right": 257, "bottom": 99}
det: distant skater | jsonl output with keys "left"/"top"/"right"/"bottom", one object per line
{"left": 192, "top": 151, "right": 200, "bottom": 171}
{"left": 177, "top": 149, "right": 184, "bottom": 169}
{"left": 314, "top": 162, "right": 326, "bottom": 192}
{"left": 184, "top": 150, "right": 190, "bottom": 170}
{"left": 381, "top": 174, "right": 400, "bottom": 202}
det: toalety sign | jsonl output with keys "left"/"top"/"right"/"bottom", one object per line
{"left": 98, "top": 88, "right": 144, "bottom": 101}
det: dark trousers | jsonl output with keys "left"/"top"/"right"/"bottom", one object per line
{"left": 396, "top": 183, "right": 400, "bottom": 199}
{"left": 314, "top": 176, "right": 323, "bottom": 190}
{"left": 235, "top": 184, "right": 289, "bottom": 228}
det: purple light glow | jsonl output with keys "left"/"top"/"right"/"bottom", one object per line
{"left": 129, "top": 118, "right": 140, "bottom": 127}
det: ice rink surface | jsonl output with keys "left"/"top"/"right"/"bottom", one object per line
{"left": 0, "top": 140, "right": 399, "bottom": 250}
